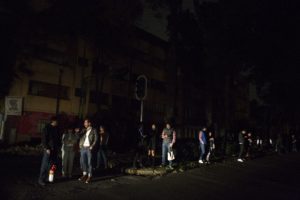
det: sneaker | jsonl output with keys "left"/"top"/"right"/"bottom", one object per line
{"left": 85, "top": 176, "right": 92, "bottom": 184}
{"left": 198, "top": 160, "right": 204, "bottom": 164}
{"left": 237, "top": 158, "right": 244, "bottom": 162}
{"left": 78, "top": 175, "right": 88, "bottom": 182}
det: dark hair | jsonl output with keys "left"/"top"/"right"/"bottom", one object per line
{"left": 84, "top": 118, "right": 92, "bottom": 124}
{"left": 50, "top": 116, "right": 57, "bottom": 122}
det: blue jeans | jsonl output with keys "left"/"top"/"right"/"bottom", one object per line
{"left": 80, "top": 148, "right": 93, "bottom": 176}
{"left": 96, "top": 148, "right": 108, "bottom": 169}
{"left": 199, "top": 143, "right": 206, "bottom": 160}
{"left": 162, "top": 141, "right": 172, "bottom": 167}
{"left": 39, "top": 150, "right": 50, "bottom": 182}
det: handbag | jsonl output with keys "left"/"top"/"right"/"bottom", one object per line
{"left": 168, "top": 148, "right": 175, "bottom": 161}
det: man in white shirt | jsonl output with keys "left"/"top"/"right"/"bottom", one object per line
{"left": 78, "top": 119, "right": 98, "bottom": 184}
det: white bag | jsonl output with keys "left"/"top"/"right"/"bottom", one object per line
{"left": 168, "top": 150, "right": 175, "bottom": 161}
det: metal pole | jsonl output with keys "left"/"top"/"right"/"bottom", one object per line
{"left": 56, "top": 69, "right": 63, "bottom": 115}
{"left": 140, "top": 100, "right": 143, "bottom": 123}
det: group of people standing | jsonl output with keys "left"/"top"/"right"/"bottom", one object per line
{"left": 133, "top": 124, "right": 217, "bottom": 169}
{"left": 38, "top": 117, "right": 109, "bottom": 186}
{"left": 38, "top": 116, "right": 298, "bottom": 186}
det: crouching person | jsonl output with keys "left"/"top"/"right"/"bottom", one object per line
{"left": 62, "top": 125, "right": 78, "bottom": 179}
{"left": 78, "top": 119, "right": 98, "bottom": 184}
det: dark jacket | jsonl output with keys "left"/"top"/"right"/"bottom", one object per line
{"left": 62, "top": 131, "right": 79, "bottom": 151}
{"left": 79, "top": 128, "right": 98, "bottom": 149}
{"left": 99, "top": 132, "right": 110, "bottom": 148}
{"left": 41, "top": 123, "right": 60, "bottom": 151}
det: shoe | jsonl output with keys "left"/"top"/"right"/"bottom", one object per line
{"left": 78, "top": 175, "right": 88, "bottom": 182}
{"left": 198, "top": 160, "right": 204, "bottom": 164}
{"left": 38, "top": 180, "right": 46, "bottom": 186}
{"left": 237, "top": 158, "right": 244, "bottom": 162}
{"left": 85, "top": 176, "right": 92, "bottom": 184}
{"left": 168, "top": 166, "right": 174, "bottom": 170}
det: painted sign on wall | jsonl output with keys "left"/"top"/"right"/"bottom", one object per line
{"left": 5, "top": 96, "right": 23, "bottom": 116}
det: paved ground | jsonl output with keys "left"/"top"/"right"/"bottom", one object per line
{"left": 1, "top": 153, "right": 300, "bottom": 200}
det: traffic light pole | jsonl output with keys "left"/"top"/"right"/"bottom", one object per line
{"left": 140, "top": 100, "right": 144, "bottom": 123}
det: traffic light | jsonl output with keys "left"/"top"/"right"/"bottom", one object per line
{"left": 135, "top": 75, "right": 147, "bottom": 100}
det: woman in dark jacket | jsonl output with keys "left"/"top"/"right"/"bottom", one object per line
{"left": 147, "top": 124, "right": 158, "bottom": 166}
{"left": 96, "top": 126, "right": 109, "bottom": 169}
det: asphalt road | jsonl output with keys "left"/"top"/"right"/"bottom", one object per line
{"left": 2, "top": 153, "right": 300, "bottom": 200}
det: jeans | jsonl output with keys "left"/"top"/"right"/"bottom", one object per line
{"left": 206, "top": 147, "right": 214, "bottom": 162}
{"left": 162, "top": 141, "right": 172, "bottom": 167}
{"left": 96, "top": 148, "right": 108, "bottom": 169}
{"left": 39, "top": 150, "right": 50, "bottom": 182}
{"left": 80, "top": 148, "right": 93, "bottom": 176}
{"left": 292, "top": 143, "right": 297, "bottom": 152}
{"left": 199, "top": 143, "right": 206, "bottom": 160}
{"left": 238, "top": 144, "right": 244, "bottom": 159}
{"left": 39, "top": 149, "right": 57, "bottom": 182}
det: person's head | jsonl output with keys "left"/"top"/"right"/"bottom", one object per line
{"left": 166, "top": 123, "right": 171, "bottom": 129}
{"left": 84, "top": 118, "right": 92, "bottom": 129}
{"left": 67, "top": 126, "right": 73, "bottom": 133}
{"left": 248, "top": 132, "right": 252, "bottom": 137}
{"left": 209, "top": 132, "right": 212, "bottom": 137}
{"left": 202, "top": 127, "right": 207, "bottom": 132}
{"left": 50, "top": 116, "right": 58, "bottom": 127}
{"left": 99, "top": 125, "right": 105, "bottom": 133}
{"left": 152, "top": 124, "right": 156, "bottom": 130}
{"left": 241, "top": 130, "right": 246, "bottom": 134}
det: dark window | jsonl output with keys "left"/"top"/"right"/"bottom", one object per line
{"left": 78, "top": 57, "right": 89, "bottom": 67}
{"left": 33, "top": 46, "right": 75, "bottom": 66}
{"left": 89, "top": 91, "right": 109, "bottom": 105}
{"left": 75, "top": 88, "right": 84, "bottom": 97}
{"left": 28, "top": 80, "right": 70, "bottom": 100}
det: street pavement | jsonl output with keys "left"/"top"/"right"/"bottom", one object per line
{"left": 1, "top": 153, "right": 300, "bottom": 200}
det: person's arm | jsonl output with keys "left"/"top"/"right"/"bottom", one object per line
{"left": 41, "top": 126, "right": 50, "bottom": 150}
{"left": 199, "top": 131, "right": 204, "bottom": 144}
{"left": 91, "top": 129, "right": 98, "bottom": 150}
{"left": 61, "top": 133, "right": 66, "bottom": 144}
{"left": 139, "top": 127, "right": 146, "bottom": 138}
{"left": 105, "top": 134, "right": 110, "bottom": 146}
{"left": 41, "top": 126, "right": 51, "bottom": 154}
{"left": 161, "top": 130, "right": 166, "bottom": 139}
{"left": 171, "top": 130, "right": 176, "bottom": 145}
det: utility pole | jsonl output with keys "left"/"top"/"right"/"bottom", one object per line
{"left": 55, "top": 69, "right": 63, "bottom": 116}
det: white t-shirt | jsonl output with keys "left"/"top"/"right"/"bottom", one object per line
{"left": 83, "top": 128, "right": 92, "bottom": 147}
